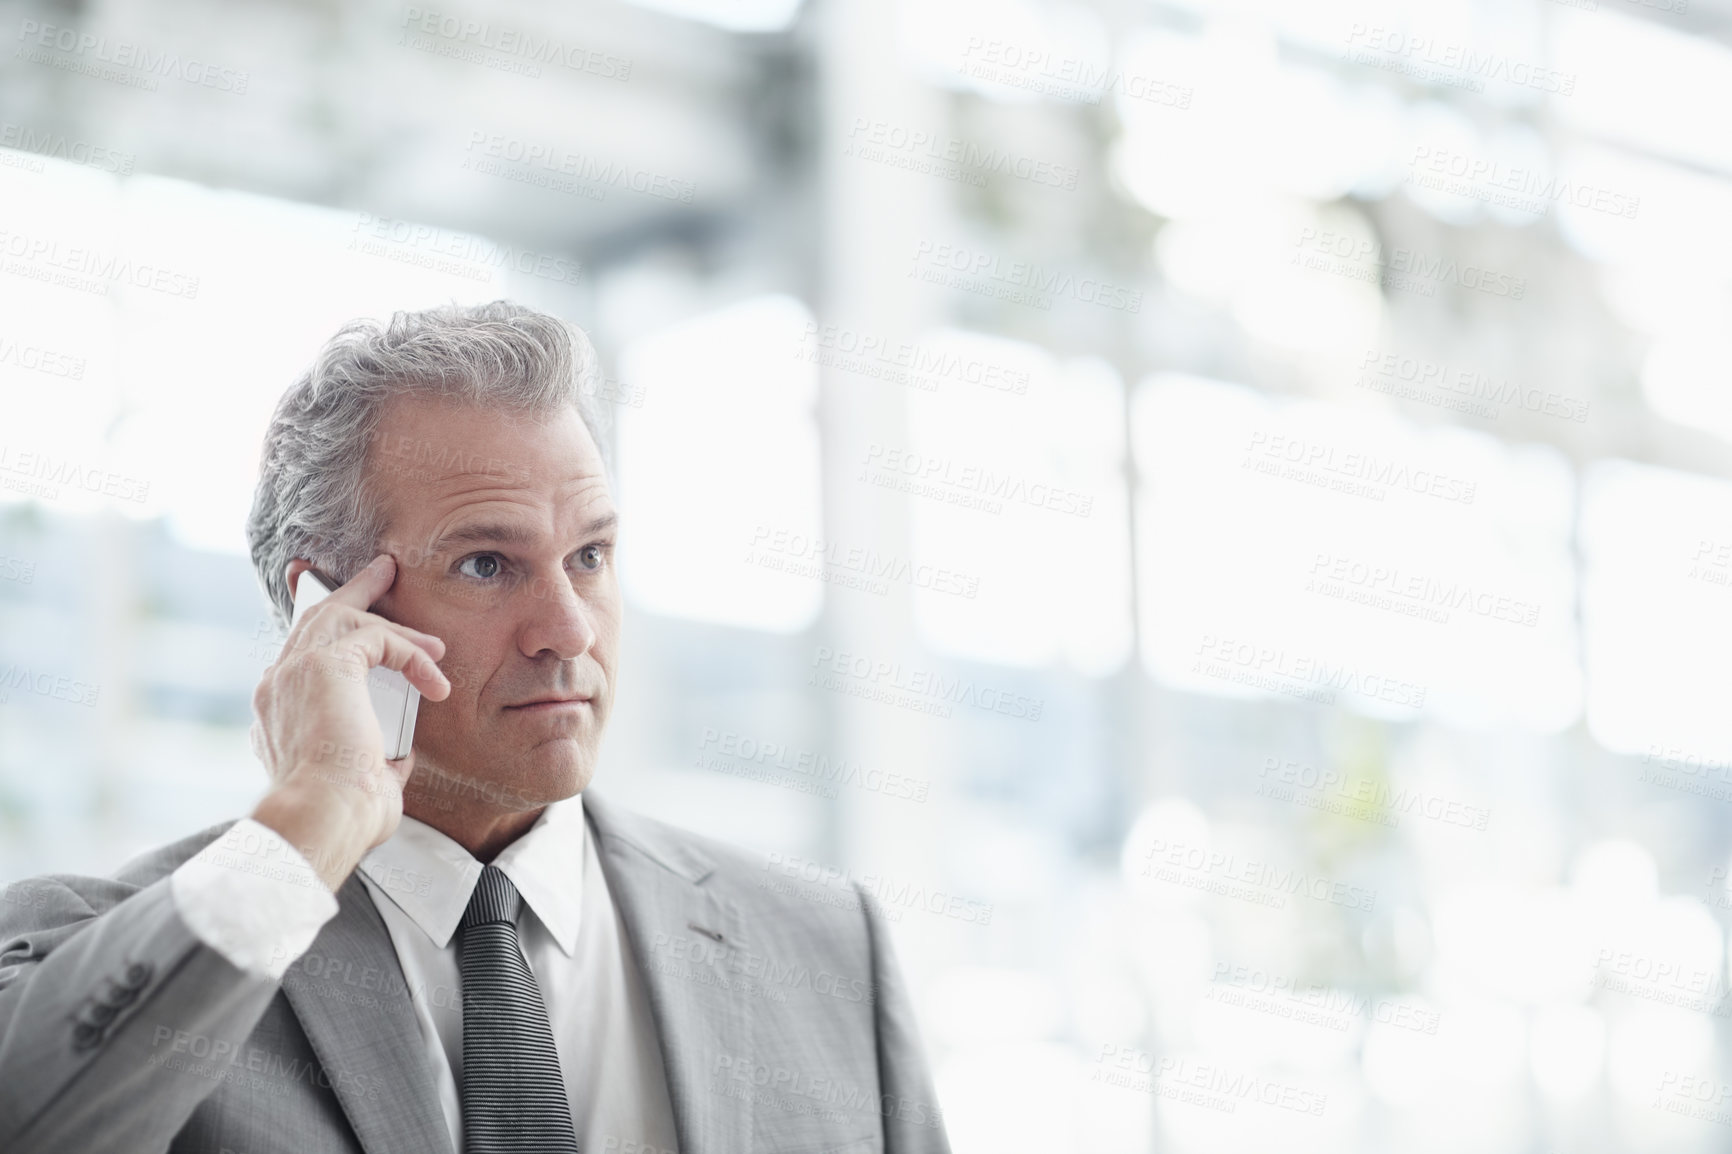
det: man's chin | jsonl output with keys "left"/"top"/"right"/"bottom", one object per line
{"left": 528, "top": 760, "right": 594, "bottom": 805}
{"left": 403, "top": 747, "right": 595, "bottom": 811}
{"left": 520, "top": 740, "right": 596, "bottom": 790}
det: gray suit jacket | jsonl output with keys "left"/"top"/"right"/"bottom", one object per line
{"left": 0, "top": 788, "right": 951, "bottom": 1154}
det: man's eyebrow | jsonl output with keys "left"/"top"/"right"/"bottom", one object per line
{"left": 427, "top": 512, "right": 618, "bottom": 555}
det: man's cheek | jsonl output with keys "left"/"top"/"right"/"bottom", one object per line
{"left": 435, "top": 648, "right": 489, "bottom": 695}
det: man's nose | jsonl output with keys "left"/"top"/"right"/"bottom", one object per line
{"left": 518, "top": 572, "right": 599, "bottom": 659}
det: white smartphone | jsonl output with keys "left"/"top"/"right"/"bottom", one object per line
{"left": 289, "top": 568, "right": 422, "bottom": 761}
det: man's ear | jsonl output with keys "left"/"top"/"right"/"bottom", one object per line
{"left": 285, "top": 558, "right": 315, "bottom": 593}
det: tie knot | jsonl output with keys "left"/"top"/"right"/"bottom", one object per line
{"left": 460, "top": 865, "right": 522, "bottom": 931}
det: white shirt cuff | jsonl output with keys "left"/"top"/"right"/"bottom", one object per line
{"left": 170, "top": 818, "right": 340, "bottom": 980}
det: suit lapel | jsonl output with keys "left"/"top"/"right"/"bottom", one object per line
{"left": 276, "top": 791, "right": 753, "bottom": 1154}
{"left": 585, "top": 789, "right": 754, "bottom": 1154}
{"left": 280, "top": 875, "right": 455, "bottom": 1154}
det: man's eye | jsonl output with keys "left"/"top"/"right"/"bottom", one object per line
{"left": 457, "top": 554, "right": 505, "bottom": 580}
{"left": 578, "top": 543, "right": 610, "bottom": 571}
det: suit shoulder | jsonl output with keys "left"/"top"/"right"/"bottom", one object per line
{"left": 1, "top": 818, "right": 241, "bottom": 925}
{"left": 586, "top": 792, "right": 871, "bottom": 940}
{"left": 586, "top": 793, "right": 764, "bottom": 879}
{"left": 112, "top": 818, "right": 242, "bottom": 885}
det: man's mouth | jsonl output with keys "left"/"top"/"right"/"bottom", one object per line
{"left": 505, "top": 694, "right": 594, "bottom": 711}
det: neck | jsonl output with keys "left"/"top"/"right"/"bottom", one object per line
{"left": 401, "top": 796, "right": 545, "bottom": 862}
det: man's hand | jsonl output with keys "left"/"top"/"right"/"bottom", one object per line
{"left": 249, "top": 553, "right": 451, "bottom": 892}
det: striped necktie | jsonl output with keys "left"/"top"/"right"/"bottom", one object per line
{"left": 457, "top": 865, "right": 580, "bottom": 1153}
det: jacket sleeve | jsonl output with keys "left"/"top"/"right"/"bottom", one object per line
{"left": 0, "top": 821, "right": 336, "bottom": 1154}
{"left": 857, "top": 887, "right": 952, "bottom": 1154}
{"left": 0, "top": 873, "right": 280, "bottom": 1153}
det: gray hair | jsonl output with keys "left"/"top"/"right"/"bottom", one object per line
{"left": 245, "top": 299, "right": 612, "bottom": 631}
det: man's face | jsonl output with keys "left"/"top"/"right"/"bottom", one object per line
{"left": 363, "top": 393, "right": 620, "bottom": 814}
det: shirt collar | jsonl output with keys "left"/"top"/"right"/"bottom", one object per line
{"left": 358, "top": 792, "right": 586, "bottom": 957}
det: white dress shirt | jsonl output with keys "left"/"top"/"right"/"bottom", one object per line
{"left": 170, "top": 793, "right": 680, "bottom": 1154}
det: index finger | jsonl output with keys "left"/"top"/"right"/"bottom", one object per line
{"left": 301, "top": 554, "right": 445, "bottom": 654}
{"left": 329, "top": 552, "right": 400, "bottom": 608}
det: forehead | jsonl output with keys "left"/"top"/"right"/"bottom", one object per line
{"left": 364, "top": 392, "right": 609, "bottom": 529}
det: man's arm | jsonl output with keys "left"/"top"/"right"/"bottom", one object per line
{"left": 0, "top": 822, "right": 337, "bottom": 1154}
{"left": 858, "top": 888, "right": 952, "bottom": 1154}
{"left": 0, "top": 873, "right": 277, "bottom": 1154}
{"left": 0, "top": 554, "right": 451, "bottom": 1153}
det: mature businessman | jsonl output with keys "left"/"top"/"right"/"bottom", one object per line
{"left": 0, "top": 301, "right": 950, "bottom": 1153}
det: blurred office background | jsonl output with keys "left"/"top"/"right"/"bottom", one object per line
{"left": 4, "top": 0, "right": 1732, "bottom": 1149}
